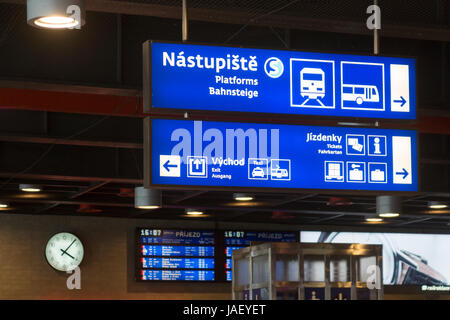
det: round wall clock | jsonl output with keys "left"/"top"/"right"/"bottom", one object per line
{"left": 45, "top": 232, "right": 84, "bottom": 272}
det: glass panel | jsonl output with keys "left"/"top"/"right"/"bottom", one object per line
{"left": 236, "top": 259, "right": 249, "bottom": 286}
{"left": 330, "top": 256, "right": 350, "bottom": 282}
{"left": 276, "top": 255, "right": 299, "bottom": 282}
{"left": 304, "top": 255, "right": 325, "bottom": 282}
{"left": 357, "top": 256, "right": 377, "bottom": 283}
{"left": 252, "top": 255, "right": 269, "bottom": 284}
{"left": 276, "top": 288, "right": 299, "bottom": 300}
{"left": 253, "top": 288, "right": 269, "bottom": 300}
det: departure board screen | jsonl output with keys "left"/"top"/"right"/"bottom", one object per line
{"left": 224, "top": 230, "right": 298, "bottom": 281}
{"left": 142, "top": 270, "right": 215, "bottom": 281}
{"left": 138, "top": 228, "right": 215, "bottom": 281}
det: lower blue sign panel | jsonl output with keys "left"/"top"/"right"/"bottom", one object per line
{"left": 149, "top": 119, "right": 418, "bottom": 192}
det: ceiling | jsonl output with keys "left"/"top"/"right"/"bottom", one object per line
{"left": 0, "top": 0, "right": 449, "bottom": 231}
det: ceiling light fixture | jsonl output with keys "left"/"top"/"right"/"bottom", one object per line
{"left": 365, "top": 217, "right": 383, "bottom": 222}
{"left": 428, "top": 201, "right": 448, "bottom": 210}
{"left": 185, "top": 209, "right": 204, "bottom": 216}
{"left": 378, "top": 213, "right": 400, "bottom": 218}
{"left": 19, "top": 184, "right": 42, "bottom": 192}
{"left": 27, "top": 0, "right": 86, "bottom": 29}
{"left": 135, "top": 187, "right": 162, "bottom": 210}
{"left": 0, "top": 203, "right": 8, "bottom": 208}
{"left": 233, "top": 193, "right": 254, "bottom": 201}
{"left": 376, "top": 195, "right": 401, "bottom": 218}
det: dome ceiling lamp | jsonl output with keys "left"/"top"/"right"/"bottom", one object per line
{"left": 27, "top": 0, "right": 86, "bottom": 29}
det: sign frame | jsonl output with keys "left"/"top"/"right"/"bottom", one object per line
{"left": 143, "top": 40, "right": 418, "bottom": 123}
{"left": 144, "top": 117, "right": 420, "bottom": 195}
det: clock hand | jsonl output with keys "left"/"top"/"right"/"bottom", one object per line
{"left": 61, "top": 239, "right": 76, "bottom": 256}
{"left": 60, "top": 248, "right": 76, "bottom": 260}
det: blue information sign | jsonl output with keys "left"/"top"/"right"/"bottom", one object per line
{"left": 145, "top": 41, "right": 416, "bottom": 120}
{"left": 147, "top": 119, "right": 418, "bottom": 192}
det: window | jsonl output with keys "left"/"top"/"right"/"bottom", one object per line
{"left": 328, "top": 163, "right": 341, "bottom": 177}
{"left": 355, "top": 87, "right": 364, "bottom": 94}
{"left": 303, "top": 73, "right": 323, "bottom": 81}
{"left": 343, "top": 86, "right": 352, "bottom": 94}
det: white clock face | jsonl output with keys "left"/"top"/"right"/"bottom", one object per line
{"left": 45, "top": 232, "right": 84, "bottom": 272}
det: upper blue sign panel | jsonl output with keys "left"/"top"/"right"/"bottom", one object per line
{"left": 149, "top": 119, "right": 418, "bottom": 192}
{"left": 147, "top": 41, "right": 416, "bottom": 120}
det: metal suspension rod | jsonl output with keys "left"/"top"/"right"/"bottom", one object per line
{"left": 182, "top": 0, "right": 188, "bottom": 42}
{"left": 374, "top": 0, "right": 380, "bottom": 55}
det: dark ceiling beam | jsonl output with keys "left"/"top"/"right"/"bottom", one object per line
{"left": 12, "top": 200, "right": 444, "bottom": 221}
{"left": 162, "top": 205, "right": 450, "bottom": 221}
{"left": 0, "top": 141, "right": 142, "bottom": 184}
{"left": 0, "top": 80, "right": 140, "bottom": 97}
{"left": 70, "top": 180, "right": 111, "bottom": 199}
{"left": 172, "top": 191, "right": 208, "bottom": 204}
{"left": 0, "top": 135, "right": 143, "bottom": 149}
{"left": 421, "top": 158, "right": 450, "bottom": 165}
{"left": 12, "top": 198, "right": 133, "bottom": 208}
{"left": 272, "top": 193, "right": 318, "bottom": 207}
{"left": 308, "top": 214, "right": 346, "bottom": 224}
{"left": 86, "top": 2, "right": 450, "bottom": 42}
{"left": 402, "top": 194, "right": 432, "bottom": 203}
{"left": 0, "top": 172, "right": 141, "bottom": 184}
{"left": 34, "top": 180, "right": 111, "bottom": 213}
{"left": 221, "top": 194, "right": 319, "bottom": 221}
{"left": 0, "top": 80, "right": 449, "bottom": 116}
{"left": 4, "top": 193, "right": 448, "bottom": 222}
{"left": 3, "top": 85, "right": 450, "bottom": 135}
{"left": 34, "top": 203, "right": 60, "bottom": 214}
{"left": 394, "top": 217, "right": 434, "bottom": 226}
{"left": 0, "top": 87, "right": 142, "bottom": 117}
{"left": 1, "top": 0, "right": 449, "bottom": 42}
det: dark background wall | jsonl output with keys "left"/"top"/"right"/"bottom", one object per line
{"left": 0, "top": 3, "right": 448, "bottom": 111}
{"left": 0, "top": 214, "right": 232, "bottom": 299}
{"left": 0, "top": 213, "right": 448, "bottom": 300}
{"left": 0, "top": 1, "right": 449, "bottom": 299}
